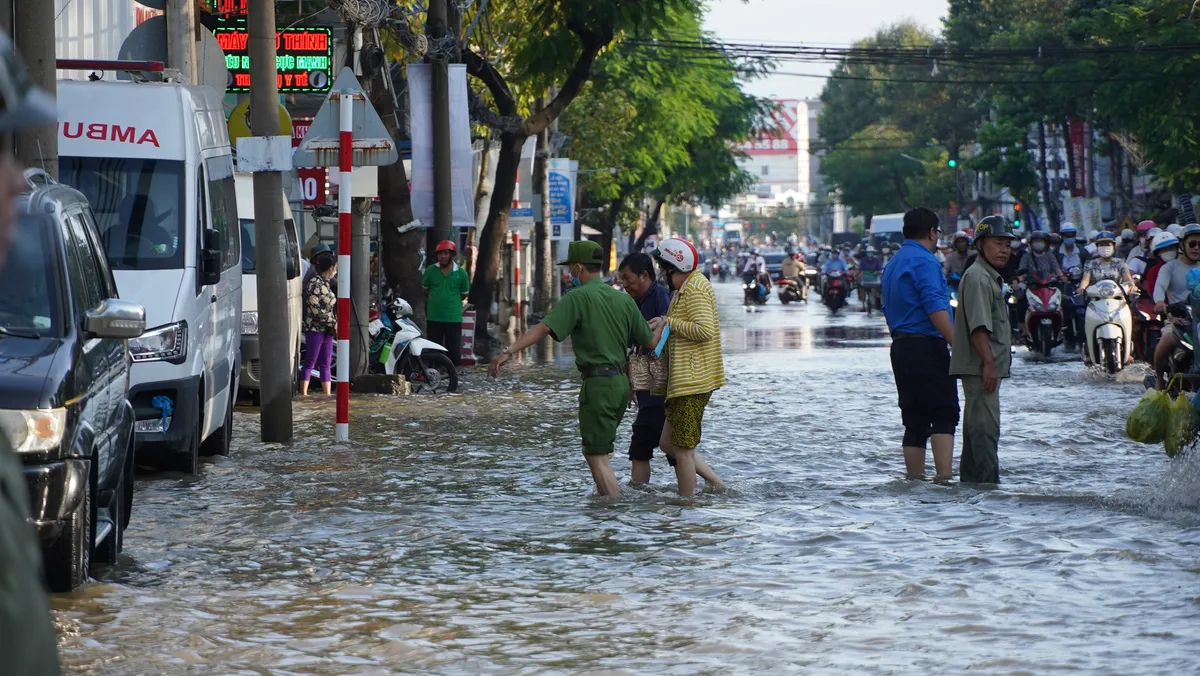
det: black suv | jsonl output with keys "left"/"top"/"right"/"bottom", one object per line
{"left": 0, "top": 173, "right": 145, "bottom": 591}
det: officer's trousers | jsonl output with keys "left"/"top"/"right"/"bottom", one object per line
{"left": 960, "top": 375, "right": 1001, "bottom": 483}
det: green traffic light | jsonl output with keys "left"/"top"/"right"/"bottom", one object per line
{"left": 1013, "top": 219, "right": 1021, "bottom": 227}
{"left": 948, "top": 159, "right": 958, "bottom": 168}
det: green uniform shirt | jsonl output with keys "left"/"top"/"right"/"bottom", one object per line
{"left": 949, "top": 256, "right": 1013, "bottom": 378}
{"left": 542, "top": 276, "right": 655, "bottom": 370}
{"left": 422, "top": 263, "right": 471, "bottom": 323}
{"left": 0, "top": 436, "right": 62, "bottom": 674}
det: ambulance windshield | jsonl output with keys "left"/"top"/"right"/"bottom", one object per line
{"left": 59, "top": 156, "right": 186, "bottom": 270}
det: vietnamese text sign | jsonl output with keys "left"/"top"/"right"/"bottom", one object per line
{"left": 292, "top": 119, "right": 326, "bottom": 206}
{"left": 215, "top": 24, "right": 332, "bottom": 92}
{"left": 548, "top": 158, "right": 575, "bottom": 241}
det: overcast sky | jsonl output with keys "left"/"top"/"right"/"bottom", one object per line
{"left": 702, "top": 0, "right": 950, "bottom": 101}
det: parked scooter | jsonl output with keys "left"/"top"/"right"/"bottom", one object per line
{"left": 1024, "top": 273, "right": 1064, "bottom": 358}
{"left": 823, "top": 270, "right": 849, "bottom": 314}
{"left": 1082, "top": 280, "right": 1133, "bottom": 374}
{"left": 369, "top": 295, "right": 459, "bottom": 393}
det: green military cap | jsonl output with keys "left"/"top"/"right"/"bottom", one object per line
{"left": 558, "top": 240, "right": 604, "bottom": 266}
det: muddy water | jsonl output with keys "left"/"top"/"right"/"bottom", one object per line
{"left": 55, "top": 283, "right": 1200, "bottom": 674}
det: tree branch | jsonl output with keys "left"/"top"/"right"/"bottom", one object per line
{"left": 524, "top": 26, "right": 611, "bottom": 135}
{"left": 460, "top": 47, "right": 518, "bottom": 116}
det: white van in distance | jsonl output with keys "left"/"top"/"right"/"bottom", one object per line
{"left": 234, "top": 172, "right": 302, "bottom": 402}
{"left": 58, "top": 74, "right": 242, "bottom": 473}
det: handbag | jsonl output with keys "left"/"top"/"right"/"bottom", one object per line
{"left": 628, "top": 351, "right": 668, "bottom": 392}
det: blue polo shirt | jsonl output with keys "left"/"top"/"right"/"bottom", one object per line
{"left": 882, "top": 240, "right": 951, "bottom": 337}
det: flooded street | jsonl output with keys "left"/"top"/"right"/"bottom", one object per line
{"left": 55, "top": 282, "right": 1200, "bottom": 674}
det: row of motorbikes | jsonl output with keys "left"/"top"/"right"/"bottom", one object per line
{"left": 739, "top": 265, "right": 849, "bottom": 311}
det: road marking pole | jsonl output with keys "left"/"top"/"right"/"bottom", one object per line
{"left": 336, "top": 89, "right": 352, "bottom": 441}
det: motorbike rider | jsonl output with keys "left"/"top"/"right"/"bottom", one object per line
{"left": 1152, "top": 223, "right": 1200, "bottom": 389}
{"left": 1018, "top": 231, "right": 1063, "bottom": 280}
{"left": 1076, "top": 231, "right": 1134, "bottom": 296}
{"left": 822, "top": 248, "right": 850, "bottom": 275}
{"left": 1141, "top": 231, "right": 1178, "bottom": 298}
{"left": 1118, "top": 228, "right": 1137, "bottom": 259}
{"left": 780, "top": 246, "right": 802, "bottom": 283}
{"left": 943, "top": 232, "right": 972, "bottom": 277}
{"left": 742, "top": 247, "right": 766, "bottom": 283}
{"left": 1127, "top": 220, "right": 1156, "bottom": 265}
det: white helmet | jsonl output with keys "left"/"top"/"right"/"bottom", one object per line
{"left": 653, "top": 237, "right": 699, "bottom": 273}
{"left": 1151, "top": 231, "right": 1179, "bottom": 253}
{"left": 1167, "top": 223, "right": 1184, "bottom": 236}
{"left": 1149, "top": 227, "right": 1163, "bottom": 238}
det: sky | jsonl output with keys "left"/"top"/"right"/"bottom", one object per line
{"left": 702, "top": 0, "right": 951, "bottom": 100}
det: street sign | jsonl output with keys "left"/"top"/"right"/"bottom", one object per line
{"left": 292, "top": 119, "right": 326, "bottom": 206}
{"left": 293, "top": 68, "right": 398, "bottom": 168}
{"left": 509, "top": 205, "right": 534, "bottom": 237}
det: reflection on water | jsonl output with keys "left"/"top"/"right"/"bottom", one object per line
{"left": 54, "top": 281, "right": 1200, "bottom": 674}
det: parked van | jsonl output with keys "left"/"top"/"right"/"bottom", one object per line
{"left": 58, "top": 77, "right": 242, "bottom": 473}
{"left": 869, "top": 213, "right": 906, "bottom": 246}
{"left": 235, "top": 173, "right": 303, "bottom": 402}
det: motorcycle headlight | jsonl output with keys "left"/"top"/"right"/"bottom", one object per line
{"left": 1047, "top": 294, "right": 1062, "bottom": 312}
{"left": 1026, "top": 291, "right": 1044, "bottom": 312}
{"left": 950, "top": 298, "right": 959, "bottom": 308}
{"left": 129, "top": 321, "right": 188, "bottom": 364}
{"left": 241, "top": 310, "right": 259, "bottom": 335}
{"left": 0, "top": 408, "right": 66, "bottom": 453}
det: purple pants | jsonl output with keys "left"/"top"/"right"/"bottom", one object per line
{"left": 301, "top": 331, "right": 334, "bottom": 383}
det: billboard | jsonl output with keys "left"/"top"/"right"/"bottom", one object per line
{"left": 215, "top": 24, "right": 333, "bottom": 92}
{"left": 735, "top": 99, "right": 801, "bottom": 156}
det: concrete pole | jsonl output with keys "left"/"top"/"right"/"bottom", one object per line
{"left": 428, "top": 0, "right": 454, "bottom": 252}
{"left": 347, "top": 27, "right": 370, "bottom": 379}
{"left": 12, "top": 0, "right": 56, "bottom": 178}
{"left": 248, "top": 0, "right": 293, "bottom": 442}
{"left": 167, "top": 0, "right": 197, "bottom": 84}
{"left": 531, "top": 97, "right": 551, "bottom": 314}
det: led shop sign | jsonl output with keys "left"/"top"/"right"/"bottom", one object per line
{"left": 215, "top": 26, "right": 333, "bottom": 92}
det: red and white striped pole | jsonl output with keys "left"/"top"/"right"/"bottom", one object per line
{"left": 511, "top": 232, "right": 521, "bottom": 323}
{"left": 335, "top": 90, "right": 353, "bottom": 441}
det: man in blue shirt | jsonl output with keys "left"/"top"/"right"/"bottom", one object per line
{"left": 618, "top": 253, "right": 676, "bottom": 485}
{"left": 821, "top": 249, "right": 849, "bottom": 274}
{"left": 881, "top": 207, "right": 958, "bottom": 482}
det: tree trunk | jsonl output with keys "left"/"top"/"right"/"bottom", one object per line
{"left": 474, "top": 138, "right": 492, "bottom": 226}
{"left": 1038, "top": 120, "right": 1061, "bottom": 232}
{"left": 532, "top": 99, "right": 552, "bottom": 314}
{"left": 367, "top": 60, "right": 427, "bottom": 327}
{"left": 470, "top": 132, "right": 525, "bottom": 359}
{"left": 1108, "top": 131, "right": 1125, "bottom": 222}
{"left": 1062, "top": 118, "right": 1077, "bottom": 204}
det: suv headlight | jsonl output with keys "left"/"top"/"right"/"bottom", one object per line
{"left": 129, "top": 321, "right": 187, "bottom": 363}
{"left": 0, "top": 408, "right": 66, "bottom": 452}
{"left": 242, "top": 310, "right": 259, "bottom": 335}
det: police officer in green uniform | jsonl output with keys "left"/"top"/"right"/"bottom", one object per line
{"left": 0, "top": 29, "right": 65, "bottom": 675}
{"left": 949, "top": 215, "right": 1015, "bottom": 484}
{"left": 490, "top": 241, "right": 662, "bottom": 496}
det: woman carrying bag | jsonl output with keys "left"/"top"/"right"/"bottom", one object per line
{"left": 300, "top": 252, "right": 338, "bottom": 396}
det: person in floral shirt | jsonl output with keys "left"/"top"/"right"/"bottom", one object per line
{"left": 300, "top": 252, "right": 338, "bottom": 396}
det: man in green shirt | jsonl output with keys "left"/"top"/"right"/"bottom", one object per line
{"left": 0, "top": 29, "right": 64, "bottom": 674}
{"left": 949, "top": 215, "right": 1016, "bottom": 484}
{"left": 423, "top": 239, "right": 471, "bottom": 365}
{"left": 490, "top": 240, "right": 662, "bottom": 496}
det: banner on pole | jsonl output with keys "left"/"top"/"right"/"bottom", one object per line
{"left": 408, "top": 64, "right": 476, "bottom": 229}
{"left": 549, "top": 158, "right": 575, "bottom": 241}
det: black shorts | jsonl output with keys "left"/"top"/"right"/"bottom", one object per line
{"left": 628, "top": 404, "right": 676, "bottom": 466}
{"left": 426, "top": 320, "right": 464, "bottom": 366}
{"left": 890, "top": 335, "right": 960, "bottom": 448}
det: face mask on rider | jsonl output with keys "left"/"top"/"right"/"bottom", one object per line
{"left": 1032, "top": 242, "right": 1046, "bottom": 253}
{"left": 1162, "top": 250, "right": 1179, "bottom": 262}
{"left": 1063, "top": 238, "right": 1075, "bottom": 247}
{"left": 1097, "top": 245, "right": 1115, "bottom": 258}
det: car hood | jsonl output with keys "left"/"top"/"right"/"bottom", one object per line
{"left": 0, "top": 337, "right": 63, "bottom": 409}
{"left": 113, "top": 269, "right": 185, "bottom": 329}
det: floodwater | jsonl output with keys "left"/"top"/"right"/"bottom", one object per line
{"left": 55, "top": 283, "right": 1200, "bottom": 674}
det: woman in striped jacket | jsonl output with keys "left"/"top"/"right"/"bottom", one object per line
{"left": 651, "top": 238, "right": 726, "bottom": 496}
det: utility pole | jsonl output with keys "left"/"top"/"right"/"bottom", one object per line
{"left": 532, "top": 96, "right": 551, "bottom": 314}
{"left": 248, "top": 0, "right": 293, "bottom": 442}
{"left": 428, "top": 0, "right": 454, "bottom": 254}
{"left": 347, "top": 26, "right": 370, "bottom": 379}
{"left": 12, "top": 0, "right": 57, "bottom": 178}
{"left": 166, "top": 0, "right": 198, "bottom": 84}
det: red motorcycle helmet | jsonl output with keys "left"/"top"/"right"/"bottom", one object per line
{"left": 436, "top": 240, "right": 457, "bottom": 253}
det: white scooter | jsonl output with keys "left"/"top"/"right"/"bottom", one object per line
{"left": 1083, "top": 279, "right": 1134, "bottom": 374}
{"left": 369, "top": 297, "right": 459, "bottom": 393}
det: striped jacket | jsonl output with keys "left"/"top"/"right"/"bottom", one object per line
{"left": 663, "top": 271, "right": 725, "bottom": 399}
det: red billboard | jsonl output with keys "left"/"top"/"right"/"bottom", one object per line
{"left": 292, "top": 120, "right": 327, "bottom": 207}
{"left": 735, "top": 99, "right": 801, "bottom": 156}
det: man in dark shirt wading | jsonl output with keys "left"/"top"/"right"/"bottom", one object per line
{"left": 881, "top": 208, "right": 958, "bottom": 481}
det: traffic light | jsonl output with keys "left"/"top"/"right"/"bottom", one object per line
{"left": 1013, "top": 203, "right": 1022, "bottom": 228}
{"left": 947, "top": 159, "right": 958, "bottom": 168}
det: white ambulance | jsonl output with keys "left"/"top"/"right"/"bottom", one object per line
{"left": 58, "top": 77, "right": 241, "bottom": 474}
{"left": 234, "top": 172, "right": 302, "bottom": 403}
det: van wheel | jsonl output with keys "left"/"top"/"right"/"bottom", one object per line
{"left": 167, "top": 420, "right": 201, "bottom": 474}
{"left": 44, "top": 464, "right": 92, "bottom": 592}
{"left": 200, "top": 379, "right": 234, "bottom": 457}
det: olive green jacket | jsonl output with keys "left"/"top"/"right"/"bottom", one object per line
{"left": 0, "top": 437, "right": 61, "bottom": 674}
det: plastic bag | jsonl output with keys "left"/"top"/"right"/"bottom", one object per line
{"left": 1164, "top": 392, "right": 1197, "bottom": 457}
{"left": 1125, "top": 388, "right": 1171, "bottom": 443}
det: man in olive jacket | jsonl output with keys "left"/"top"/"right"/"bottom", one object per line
{"left": 0, "top": 30, "right": 65, "bottom": 674}
{"left": 949, "top": 216, "right": 1016, "bottom": 484}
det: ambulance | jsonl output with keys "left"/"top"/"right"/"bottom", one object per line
{"left": 57, "top": 74, "right": 241, "bottom": 474}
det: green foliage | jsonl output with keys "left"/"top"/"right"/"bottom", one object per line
{"left": 820, "top": 124, "right": 954, "bottom": 220}
{"left": 968, "top": 116, "right": 1040, "bottom": 206}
